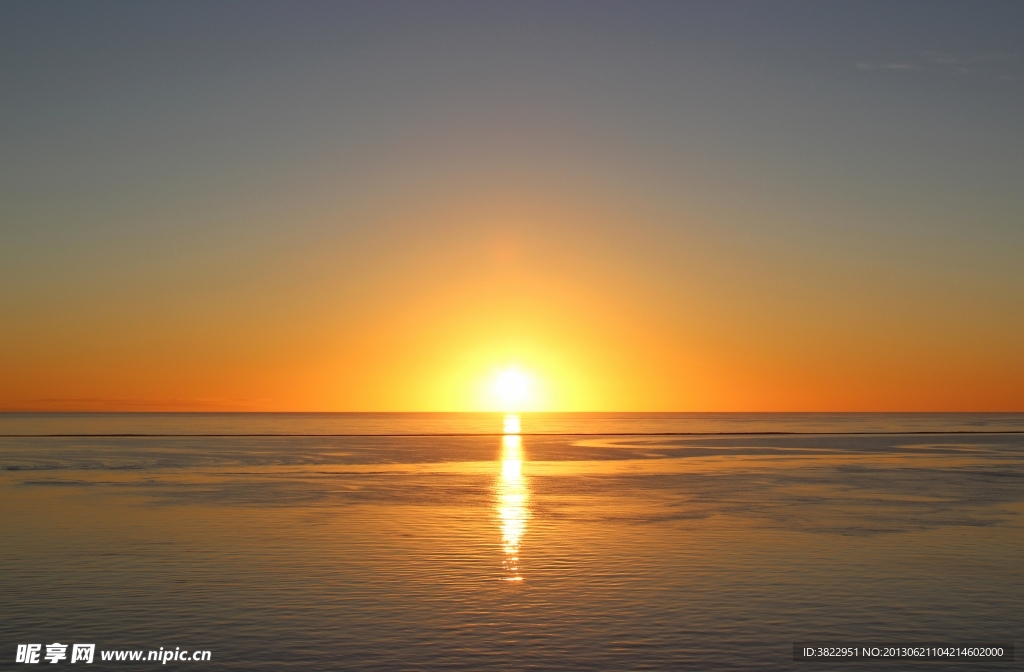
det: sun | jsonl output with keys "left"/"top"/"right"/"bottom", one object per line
{"left": 492, "top": 368, "right": 532, "bottom": 411}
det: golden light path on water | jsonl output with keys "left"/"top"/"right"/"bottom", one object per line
{"left": 496, "top": 414, "right": 529, "bottom": 581}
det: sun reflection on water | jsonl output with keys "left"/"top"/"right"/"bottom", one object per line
{"left": 503, "top": 414, "right": 521, "bottom": 434}
{"left": 496, "top": 414, "right": 530, "bottom": 581}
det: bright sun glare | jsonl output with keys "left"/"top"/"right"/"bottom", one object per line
{"left": 492, "top": 368, "right": 531, "bottom": 411}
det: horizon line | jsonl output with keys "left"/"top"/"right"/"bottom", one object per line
{"left": 3, "top": 429, "right": 1024, "bottom": 439}
{"left": 3, "top": 409, "right": 1024, "bottom": 414}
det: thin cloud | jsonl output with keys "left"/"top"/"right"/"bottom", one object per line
{"left": 921, "top": 51, "right": 962, "bottom": 64}
{"left": 18, "top": 396, "right": 269, "bottom": 411}
{"left": 922, "top": 51, "right": 1018, "bottom": 65}
{"left": 859, "top": 51, "right": 1021, "bottom": 82}
{"left": 853, "top": 62, "right": 921, "bottom": 71}
{"left": 968, "top": 52, "right": 1017, "bottom": 63}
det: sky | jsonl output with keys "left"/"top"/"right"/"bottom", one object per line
{"left": 1, "top": 0, "right": 1022, "bottom": 412}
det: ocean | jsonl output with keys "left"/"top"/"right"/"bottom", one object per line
{"left": 1, "top": 413, "right": 1021, "bottom": 670}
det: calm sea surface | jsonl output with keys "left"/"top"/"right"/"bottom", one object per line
{"left": 1, "top": 413, "right": 1021, "bottom": 670}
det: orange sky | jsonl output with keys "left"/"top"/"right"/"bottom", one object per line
{"left": 3, "top": 192, "right": 1021, "bottom": 412}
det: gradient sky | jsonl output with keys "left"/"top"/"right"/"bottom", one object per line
{"left": 2, "top": 1, "right": 1022, "bottom": 411}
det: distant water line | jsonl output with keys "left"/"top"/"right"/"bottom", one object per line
{"left": 3, "top": 411, "right": 1024, "bottom": 438}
